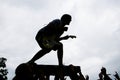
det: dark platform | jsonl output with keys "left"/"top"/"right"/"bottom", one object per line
{"left": 13, "top": 63, "right": 81, "bottom": 80}
{"left": 36, "top": 64, "right": 80, "bottom": 76}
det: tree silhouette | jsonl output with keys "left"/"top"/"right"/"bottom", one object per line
{"left": 0, "top": 57, "right": 8, "bottom": 80}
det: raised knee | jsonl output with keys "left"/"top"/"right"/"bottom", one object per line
{"left": 53, "top": 43, "right": 63, "bottom": 50}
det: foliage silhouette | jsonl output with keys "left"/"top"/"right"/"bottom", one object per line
{"left": 0, "top": 57, "right": 8, "bottom": 80}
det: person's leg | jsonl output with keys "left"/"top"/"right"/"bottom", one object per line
{"left": 56, "top": 42, "right": 63, "bottom": 66}
{"left": 28, "top": 49, "right": 51, "bottom": 63}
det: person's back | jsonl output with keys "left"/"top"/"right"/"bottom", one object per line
{"left": 35, "top": 19, "right": 62, "bottom": 42}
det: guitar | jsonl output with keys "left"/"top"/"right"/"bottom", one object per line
{"left": 38, "top": 35, "right": 76, "bottom": 49}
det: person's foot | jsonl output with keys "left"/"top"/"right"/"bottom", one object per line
{"left": 27, "top": 60, "right": 34, "bottom": 64}
{"left": 59, "top": 63, "right": 64, "bottom": 67}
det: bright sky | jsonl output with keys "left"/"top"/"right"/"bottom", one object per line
{"left": 0, "top": 0, "right": 120, "bottom": 80}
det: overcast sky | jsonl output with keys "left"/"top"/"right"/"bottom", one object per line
{"left": 0, "top": 0, "right": 120, "bottom": 80}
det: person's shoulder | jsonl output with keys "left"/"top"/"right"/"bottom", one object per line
{"left": 53, "top": 19, "right": 60, "bottom": 22}
{"left": 51, "top": 19, "right": 61, "bottom": 24}
{"left": 46, "top": 19, "right": 61, "bottom": 28}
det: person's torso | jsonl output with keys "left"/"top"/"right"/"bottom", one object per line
{"left": 37, "top": 19, "right": 65, "bottom": 41}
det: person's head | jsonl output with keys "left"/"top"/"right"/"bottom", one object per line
{"left": 61, "top": 14, "right": 72, "bottom": 25}
{"left": 101, "top": 67, "right": 106, "bottom": 74}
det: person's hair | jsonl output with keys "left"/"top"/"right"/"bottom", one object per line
{"left": 61, "top": 14, "right": 71, "bottom": 21}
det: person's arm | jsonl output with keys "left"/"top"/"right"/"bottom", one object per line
{"left": 59, "top": 35, "right": 76, "bottom": 41}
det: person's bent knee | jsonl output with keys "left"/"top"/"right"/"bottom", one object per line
{"left": 42, "top": 48, "right": 51, "bottom": 53}
{"left": 53, "top": 42, "right": 63, "bottom": 50}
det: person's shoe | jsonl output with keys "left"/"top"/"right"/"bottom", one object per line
{"left": 27, "top": 60, "right": 34, "bottom": 64}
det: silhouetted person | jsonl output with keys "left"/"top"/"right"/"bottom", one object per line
{"left": 98, "top": 67, "right": 112, "bottom": 80}
{"left": 114, "top": 71, "right": 120, "bottom": 80}
{"left": 85, "top": 75, "right": 89, "bottom": 80}
{"left": 68, "top": 64, "right": 81, "bottom": 80}
{"left": 13, "top": 63, "right": 44, "bottom": 80}
{"left": 13, "top": 63, "right": 35, "bottom": 80}
{"left": 28, "top": 14, "right": 76, "bottom": 65}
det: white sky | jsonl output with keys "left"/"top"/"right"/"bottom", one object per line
{"left": 0, "top": 0, "right": 120, "bottom": 80}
